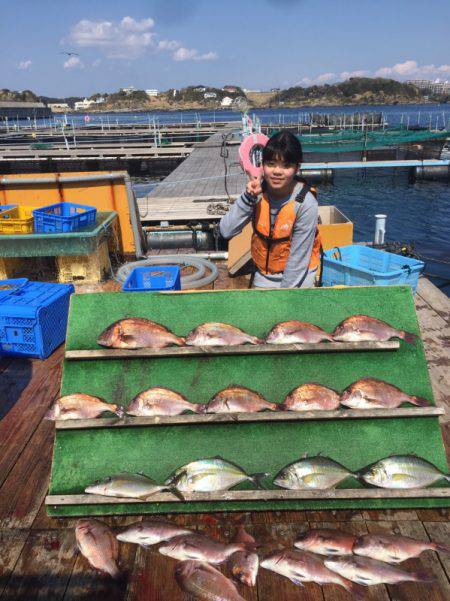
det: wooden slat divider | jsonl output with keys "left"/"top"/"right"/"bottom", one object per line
{"left": 54, "top": 406, "right": 443, "bottom": 430}
{"left": 65, "top": 340, "right": 400, "bottom": 361}
{"left": 46, "top": 487, "right": 450, "bottom": 506}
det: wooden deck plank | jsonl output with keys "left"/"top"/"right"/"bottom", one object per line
{"left": 0, "top": 348, "right": 62, "bottom": 488}
{"left": 0, "top": 530, "right": 29, "bottom": 598}
{"left": 0, "top": 529, "right": 77, "bottom": 601}
{"left": 422, "top": 521, "right": 450, "bottom": 582}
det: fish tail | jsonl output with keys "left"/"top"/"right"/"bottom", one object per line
{"left": 176, "top": 336, "right": 186, "bottom": 346}
{"left": 401, "top": 330, "right": 418, "bottom": 345}
{"left": 267, "top": 402, "right": 278, "bottom": 411}
{"left": 411, "top": 569, "right": 435, "bottom": 583}
{"left": 250, "top": 472, "right": 269, "bottom": 489}
{"left": 44, "top": 407, "right": 56, "bottom": 420}
{"left": 163, "top": 486, "right": 185, "bottom": 502}
{"left": 278, "top": 403, "right": 288, "bottom": 411}
{"left": 195, "top": 403, "right": 207, "bottom": 413}
{"left": 431, "top": 542, "right": 450, "bottom": 555}
{"left": 115, "top": 405, "right": 125, "bottom": 418}
{"left": 410, "top": 395, "right": 431, "bottom": 407}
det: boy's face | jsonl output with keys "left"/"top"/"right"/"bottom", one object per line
{"left": 263, "top": 157, "right": 297, "bottom": 191}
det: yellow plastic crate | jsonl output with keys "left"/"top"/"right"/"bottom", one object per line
{"left": 0, "top": 206, "right": 35, "bottom": 234}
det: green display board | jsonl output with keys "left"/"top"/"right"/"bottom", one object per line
{"left": 48, "top": 286, "right": 450, "bottom": 516}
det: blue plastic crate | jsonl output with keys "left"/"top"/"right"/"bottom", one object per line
{"left": 0, "top": 204, "right": 17, "bottom": 214}
{"left": 122, "top": 265, "right": 181, "bottom": 292}
{"left": 322, "top": 245, "right": 424, "bottom": 293}
{"left": 0, "top": 278, "right": 74, "bottom": 358}
{"left": 33, "top": 202, "right": 97, "bottom": 233}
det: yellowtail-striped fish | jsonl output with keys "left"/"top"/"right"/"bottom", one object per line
{"left": 166, "top": 457, "right": 267, "bottom": 492}
{"left": 359, "top": 455, "right": 450, "bottom": 489}
{"left": 274, "top": 456, "right": 356, "bottom": 490}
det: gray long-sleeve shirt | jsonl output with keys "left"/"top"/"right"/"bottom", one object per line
{"left": 219, "top": 181, "right": 318, "bottom": 288}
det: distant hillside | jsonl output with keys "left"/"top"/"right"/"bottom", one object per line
{"left": 0, "top": 88, "right": 39, "bottom": 102}
{"left": 273, "top": 78, "right": 422, "bottom": 106}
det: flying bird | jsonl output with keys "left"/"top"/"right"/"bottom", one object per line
{"left": 60, "top": 51, "right": 79, "bottom": 57}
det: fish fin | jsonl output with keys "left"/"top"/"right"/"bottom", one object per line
{"left": 444, "top": 475, "right": 450, "bottom": 483}
{"left": 401, "top": 331, "right": 418, "bottom": 345}
{"left": 432, "top": 542, "right": 450, "bottom": 555}
{"left": 289, "top": 576, "right": 305, "bottom": 587}
{"left": 410, "top": 396, "right": 431, "bottom": 407}
{"left": 412, "top": 570, "right": 435, "bottom": 583}
{"left": 250, "top": 473, "right": 269, "bottom": 489}
{"left": 345, "top": 582, "right": 366, "bottom": 601}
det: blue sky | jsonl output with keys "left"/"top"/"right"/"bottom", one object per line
{"left": 1, "top": 0, "right": 450, "bottom": 96}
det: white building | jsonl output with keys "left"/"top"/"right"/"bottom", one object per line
{"left": 74, "top": 98, "right": 95, "bottom": 111}
{"left": 48, "top": 103, "right": 70, "bottom": 112}
{"left": 121, "top": 86, "right": 136, "bottom": 96}
{"left": 204, "top": 92, "right": 217, "bottom": 99}
{"left": 220, "top": 96, "right": 233, "bottom": 107}
{"left": 145, "top": 89, "right": 159, "bottom": 97}
{"left": 407, "top": 79, "right": 450, "bottom": 94}
{"left": 95, "top": 97, "right": 106, "bottom": 104}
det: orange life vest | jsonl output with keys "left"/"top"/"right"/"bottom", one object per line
{"left": 251, "top": 184, "right": 322, "bottom": 275}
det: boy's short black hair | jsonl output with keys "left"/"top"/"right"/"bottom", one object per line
{"left": 262, "top": 130, "right": 303, "bottom": 165}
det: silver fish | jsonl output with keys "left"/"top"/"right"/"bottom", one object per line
{"left": 324, "top": 555, "right": 434, "bottom": 586}
{"left": 45, "top": 393, "right": 123, "bottom": 420}
{"left": 85, "top": 472, "right": 175, "bottom": 499}
{"left": 359, "top": 455, "right": 450, "bottom": 489}
{"left": 266, "top": 320, "right": 333, "bottom": 344}
{"left": 185, "top": 322, "right": 262, "bottom": 346}
{"left": 116, "top": 520, "right": 193, "bottom": 547}
{"left": 97, "top": 318, "right": 185, "bottom": 349}
{"left": 228, "top": 525, "right": 259, "bottom": 587}
{"left": 75, "top": 518, "right": 120, "bottom": 579}
{"left": 200, "top": 385, "right": 276, "bottom": 414}
{"left": 274, "top": 456, "right": 355, "bottom": 490}
{"left": 353, "top": 533, "right": 450, "bottom": 563}
{"left": 332, "top": 314, "right": 417, "bottom": 344}
{"left": 166, "top": 457, "right": 267, "bottom": 492}
{"left": 281, "top": 383, "right": 340, "bottom": 411}
{"left": 159, "top": 533, "right": 246, "bottom": 564}
{"left": 261, "top": 549, "right": 363, "bottom": 597}
{"left": 175, "top": 560, "right": 245, "bottom": 601}
{"left": 294, "top": 528, "right": 356, "bottom": 555}
{"left": 127, "top": 387, "right": 200, "bottom": 416}
{"left": 340, "top": 378, "right": 430, "bottom": 409}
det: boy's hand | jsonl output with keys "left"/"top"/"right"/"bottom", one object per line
{"left": 246, "top": 176, "right": 263, "bottom": 198}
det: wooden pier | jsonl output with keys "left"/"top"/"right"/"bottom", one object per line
{"left": 0, "top": 274, "right": 449, "bottom": 600}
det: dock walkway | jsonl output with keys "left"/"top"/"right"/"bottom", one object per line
{"left": 138, "top": 127, "right": 247, "bottom": 222}
{"left": 0, "top": 274, "right": 449, "bottom": 600}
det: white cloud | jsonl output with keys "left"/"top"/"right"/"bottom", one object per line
{"left": 68, "top": 16, "right": 155, "bottom": 59}
{"left": 340, "top": 69, "right": 368, "bottom": 79}
{"left": 64, "top": 56, "right": 84, "bottom": 69}
{"left": 158, "top": 39, "right": 180, "bottom": 51}
{"left": 18, "top": 60, "right": 32, "bottom": 70}
{"left": 316, "top": 72, "right": 336, "bottom": 83}
{"left": 375, "top": 60, "right": 450, "bottom": 79}
{"left": 66, "top": 15, "right": 217, "bottom": 63}
{"left": 172, "top": 47, "right": 218, "bottom": 62}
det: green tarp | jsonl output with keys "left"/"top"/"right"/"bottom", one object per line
{"left": 48, "top": 285, "right": 450, "bottom": 516}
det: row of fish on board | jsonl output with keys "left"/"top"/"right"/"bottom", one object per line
{"left": 46, "top": 378, "right": 431, "bottom": 421}
{"left": 75, "top": 518, "right": 450, "bottom": 599}
{"left": 96, "top": 315, "right": 418, "bottom": 348}
{"left": 80, "top": 454, "right": 450, "bottom": 500}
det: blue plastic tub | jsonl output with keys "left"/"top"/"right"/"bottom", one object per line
{"left": 33, "top": 202, "right": 97, "bottom": 233}
{"left": 0, "top": 278, "right": 74, "bottom": 358}
{"left": 122, "top": 266, "right": 181, "bottom": 292}
{"left": 322, "top": 245, "right": 424, "bottom": 293}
